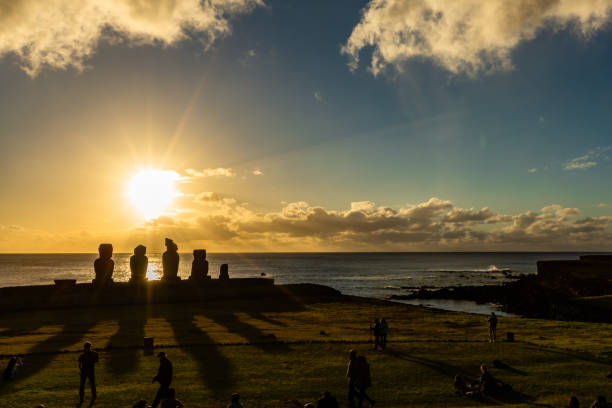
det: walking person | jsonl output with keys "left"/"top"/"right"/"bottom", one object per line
{"left": 356, "top": 355, "right": 375, "bottom": 407}
{"left": 487, "top": 313, "right": 498, "bottom": 343}
{"left": 152, "top": 352, "right": 173, "bottom": 408}
{"left": 346, "top": 350, "right": 359, "bottom": 408}
{"left": 372, "top": 319, "right": 381, "bottom": 350}
{"left": 78, "top": 341, "right": 99, "bottom": 405}
{"left": 380, "top": 318, "right": 389, "bottom": 350}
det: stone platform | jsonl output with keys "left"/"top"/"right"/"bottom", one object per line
{"left": 0, "top": 278, "right": 278, "bottom": 311}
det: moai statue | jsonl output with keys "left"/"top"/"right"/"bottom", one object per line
{"left": 219, "top": 263, "right": 230, "bottom": 280}
{"left": 93, "top": 243, "right": 114, "bottom": 285}
{"left": 162, "top": 238, "right": 180, "bottom": 281}
{"left": 190, "top": 249, "right": 209, "bottom": 281}
{"left": 130, "top": 245, "right": 148, "bottom": 283}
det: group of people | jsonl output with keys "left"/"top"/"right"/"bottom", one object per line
{"left": 370, "top": 318, "right": 388, "bottom": 350}
{"left": 453, "top": 364, "right": 510, "bottom": 398}
{"left": 74, "top": 342, "right": 187, "bottom": 407}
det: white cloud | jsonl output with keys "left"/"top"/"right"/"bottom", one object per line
{"left": 314, "top": 91, "right": 323, "bottom": 102}
{"left": 564, "top": 146, "right": 611, "bottom": 170}
{"left": 528, "top": 168, "right": 538, "bottom": 173}
{"left": 185, "top": 167, "right": 236, "bottom": 177}
{"left": 342, "top": 0, "right": 612, "bottom": 77}
{"left": 0, "top": 0, "right": 263, "bottom": 76}
{"left": 252, "top": 168, "right": 263, "bottom": 176}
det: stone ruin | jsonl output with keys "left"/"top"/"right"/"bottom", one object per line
{"left": 130, "top": 245, "right": 148, "bottom": 283}
{"left": 190, "top": 249, "right": 209, "bottom": 281}
{"left": 93, "top": 243, "right": 114, "bottom": 285}
{"left": 219, "top": 263, "right": 230, "bottom": 280}
{"left": 162, "top": 238, "right": 181, "bottom": 282}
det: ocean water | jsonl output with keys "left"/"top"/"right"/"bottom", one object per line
{"left": 0, "top": 252, "right": 598, "bottom": 314}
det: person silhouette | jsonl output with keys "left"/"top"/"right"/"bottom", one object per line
{"left": 152, "top": 352, "right": 173, "bottom": 408}
{"left": 78, "top": 342, "right": 99, "bottom": 405}
{"left": 346, "top": 350, "right": 359, "bottom": 408}
{"left": 160, "top": 388, "right": 183, "bottom": 408}
{"left": 488, "top": 313, "right": 498, "bottom": 343}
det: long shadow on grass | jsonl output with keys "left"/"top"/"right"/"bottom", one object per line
{"left": 106, "top": 303, "right": 147, "bottom": 375}
{"left": 387, "top": 350, "right": 533, "bottom": 405}
{"left": 0, "top": 309, "right": 102, "bottom": 391}
{"left": 164, "top": 307, "right": 235, "bottom": 398}
{"left": 202, "top": 311, "right": 292, "bottom": 353}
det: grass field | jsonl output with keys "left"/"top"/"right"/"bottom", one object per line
{"left": 0, "top": 294, "right": 611, "bottom": 407}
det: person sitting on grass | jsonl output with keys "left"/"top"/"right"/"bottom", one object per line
{"left": 454, "top": 375, "right": 468, "bottom": 395}
{"left": 317, "top": 391, "right": 339, "bottom": 408}
{"left": 133, "top": 400, "right": 151, "bottom": 408}
{"left": 591, "top": 396, "right": 611, "bottom": 408}
{"left": 160, "top": 388, "right": 183, "bottom": 408}
{"left": 228, "top": 393, "right": 244, "bottom": 408}
{"left": 479, "top": 364, "right": 507, "bottom": 396}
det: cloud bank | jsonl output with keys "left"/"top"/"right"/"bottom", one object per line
{"left": 0, "top": 0, "right": 263, "bottom": 76}
{"left": 343, "top": 0, "right": 612, "bottom": 76}
{"left": 3, "top": 196, "right": 612, "bottom": 252}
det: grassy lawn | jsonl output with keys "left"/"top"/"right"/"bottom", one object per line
{"left": 0, "top": 295, "right": 611, "bottom": 407}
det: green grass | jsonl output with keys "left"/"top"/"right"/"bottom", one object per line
{"left": 0, "top": 296, "right": 611, "bottom": 407}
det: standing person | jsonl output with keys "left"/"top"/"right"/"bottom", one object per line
{"left": 568, "top": 395, "right": 580, "bottom": 408}
{"left": 228, "top": 393, "right": 244, "bottom": 408}
{"left": 372, "top": 319, "right": 381, "bottom": 350}
{"left": 152, "top": 352, "right": 173, "bottom": 408}
{"left": 380, "top": 318, "right": 389, "bottom": 350}
{"left": 356, "top": 356, "right": 375, "bottom": 407}
{"left": 160, "top": 388, "right": 183, "bottom": 408}
{"left": 487, "top": 313, "right": 498, "bottom": 343}
{"left": 78, "top": 342, "right": 99, "bottom": 405}
{"left": 3, "top": 356, "right": 23, "bottom": 380}
{"left": 346, "top": 350, "right": 359, "bottom": 408}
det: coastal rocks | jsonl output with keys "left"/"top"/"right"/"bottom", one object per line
{"left": 190, "top": 249, "right": 209, "bottom": 281}
{"left": 130, "top": 245, "right": 148, "bottom": 283}
{"left": 93, "top": 243, "right": 114, "bottom": 285}
{"left": 162, "top": 238, "right": 180, "bottom": 282}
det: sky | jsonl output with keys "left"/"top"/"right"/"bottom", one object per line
{"left": 1, "top": 0, "right": 612, "bottom": 252}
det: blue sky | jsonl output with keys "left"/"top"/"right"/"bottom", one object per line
{"left": 1, "top": 0, "right": 612, "bottom": 252}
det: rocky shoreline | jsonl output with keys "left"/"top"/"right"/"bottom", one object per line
{"left": 391, "top": 256, "right": 612, "bottom": 322}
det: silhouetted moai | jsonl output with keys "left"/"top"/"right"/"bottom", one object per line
{"left": 130, "top": 245, "right": 148, "bottom": 283}
{"left": 93, "top": 243, "right": 114, "bottom": 285}
{"left": 162, "top": 238, "right": 180, "bottom": 281}
{"left": 190, "top": 249, "right": 209, "bottom": 280}
{"left": 219, "top": 263, "right": 230, "bottom": 280}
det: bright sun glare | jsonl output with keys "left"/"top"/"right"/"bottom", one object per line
{"left": 128, "top": 170, "right": 180, "bottom": 219}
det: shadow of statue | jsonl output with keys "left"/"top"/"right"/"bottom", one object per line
{"left": 106, "top": 303, "right": 147, "bottom": 375}
{"left": 0, "top": 308, "right": 102, "bottom": 388}
{"left": 162, "top": 306, "right": 235, "bottom": 398}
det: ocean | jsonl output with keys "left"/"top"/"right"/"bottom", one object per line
{"left": 0, "top": 252, "right": 598, "bottom": 315}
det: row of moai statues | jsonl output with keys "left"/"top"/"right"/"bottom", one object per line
{"left": 92, "top": 238, "right": 230, "bottom": 285}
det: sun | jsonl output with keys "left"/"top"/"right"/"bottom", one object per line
{"left": 127, "top": 169, "right": 181, "bottom": 219}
